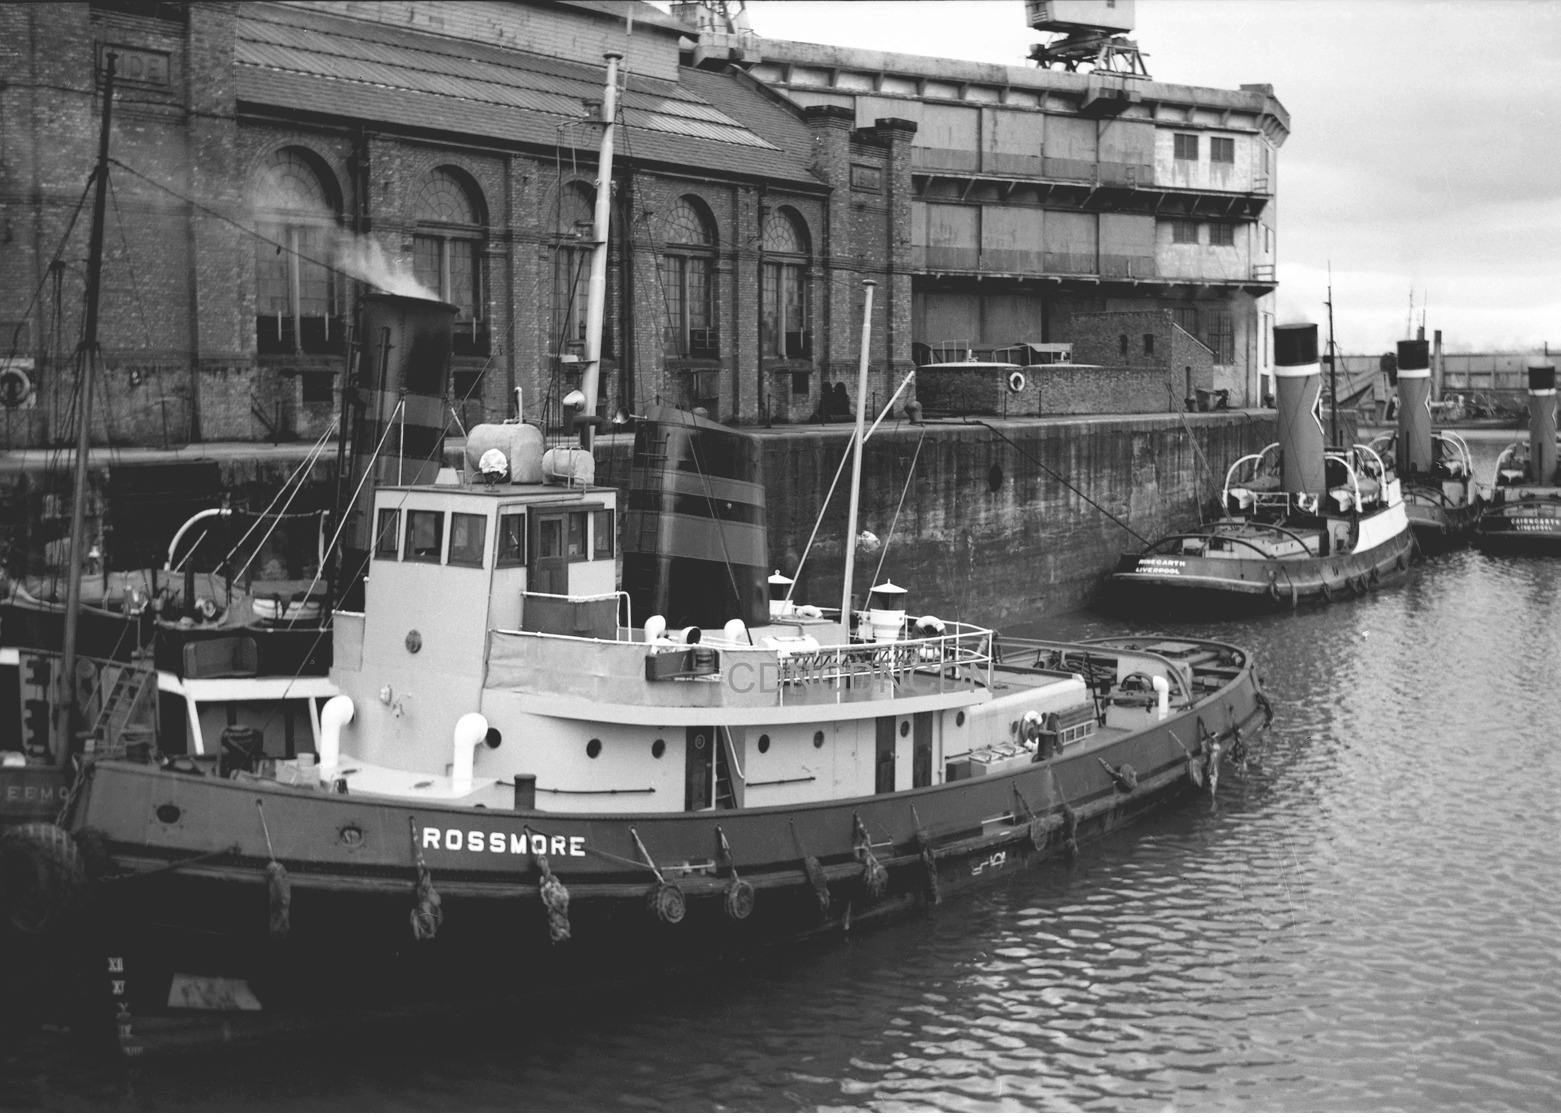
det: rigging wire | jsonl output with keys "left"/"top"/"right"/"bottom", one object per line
{"left": 869, "top": 429, "right": 925, "bottom": 590}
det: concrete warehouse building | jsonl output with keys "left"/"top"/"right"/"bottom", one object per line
{"left": 0, "top": 0, "right": 1287, "bottom": 451}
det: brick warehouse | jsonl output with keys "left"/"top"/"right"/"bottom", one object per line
{"left": 0, "top": 0, "right": 915, "bottom": 448}
{"left": 0, "top": 1, "right": 1288, "bottom": 451}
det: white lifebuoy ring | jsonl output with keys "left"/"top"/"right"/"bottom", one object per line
{"left": 1007, "top": 370, "right": 1026, "bottom": 394}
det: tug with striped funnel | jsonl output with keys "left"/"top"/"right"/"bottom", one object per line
{"left": 1476, "top": 361, "right": 1561, "bottom": 554}
{"left": 1366, "top": 338, "right": 1480, "bottom": 553}
{"left": 1107, "top": 321, "right": 1415, "bottom": 613}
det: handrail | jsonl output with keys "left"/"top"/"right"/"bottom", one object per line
{"left": 998, "top": 637, "right": 1195, "bottom": 709}
{"left": 1143, "top": 530, "right": 1309, "bottom": 561}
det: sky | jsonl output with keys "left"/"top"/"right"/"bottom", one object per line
{"left": 723, "top": 0, "right": 1561, "bottom": 356}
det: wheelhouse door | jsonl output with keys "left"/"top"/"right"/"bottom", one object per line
{"left": 685, "top": 726, "right": 714, "bottom": 811}
{"left": 529, "top": 511, "right": 568, "bottom": 594}
{"left": 875, "top": 716, "right": 896, "bottom": 794}
{"left": 912, "top": 711, "right": 933, "bottom": 788}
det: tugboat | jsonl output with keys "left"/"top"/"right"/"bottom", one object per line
{"left": 1106, "top": 322, "right": 1414, "bottom": 613}
{"left": 1366, "top": 338, "right": 1480, "bottom": 553}
{"left": 0, "top": 52, "right": 1270, "bottom": 1048}
{"left": 1476, "top": 360, "right": 1561, "bottom": 553}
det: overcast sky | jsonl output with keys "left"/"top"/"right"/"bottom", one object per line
{"left": 731, "top": 0, "right": 1561, "bottom": 356}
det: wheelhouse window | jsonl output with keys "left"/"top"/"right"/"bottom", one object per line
{"left": 660, "top": 197, "right": 717, "bottom": 359}
{"left": 497, "top": 511, "right": 526, "bottom": 567}
{"left": 761, "top": 208, "right": 811, "bottom": 360}
{"left": 251, "top": 148, "right": 343, "bottom": 356}
{"left": 404, "top": 510, "right": 444, "bottom": 562}
{"left": 374, "top": 509, "right": 400, "bottom": 559}
{"left": 411, "top": 167, "right": 489, "bottom": 368}
{"left": 593, "top": 509, "right": 614, "bottom": 559}
{"left": 448, "top": 512, "right": 487, "bottom": 567}
{"left": 566, "top": 511, "right": 588, "bottom": 559}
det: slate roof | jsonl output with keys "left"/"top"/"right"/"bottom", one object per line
{"left": 235, "top": 3, "right": 822, "bottom": 187}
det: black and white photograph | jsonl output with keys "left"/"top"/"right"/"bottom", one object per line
{"left": 1, "top": 0, "right": 1557, "bottom": 1110}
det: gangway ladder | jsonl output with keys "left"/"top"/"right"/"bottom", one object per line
{"left": 87, "top": 662, "right": 157, "bottom": 754}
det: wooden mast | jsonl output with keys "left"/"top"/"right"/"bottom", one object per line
{"left": 55, "top": 52, "right": 116, "bottom": 762}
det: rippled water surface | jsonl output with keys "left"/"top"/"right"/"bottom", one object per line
{"left": 7, "top": 440, "right": 1561, "bottom": 1111}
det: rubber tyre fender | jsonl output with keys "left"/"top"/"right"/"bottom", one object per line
{"left": 0, "top": 823, "right": 88, "bottom": 937}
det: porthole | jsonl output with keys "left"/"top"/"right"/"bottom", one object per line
{"left": 405, "top": 630, "right": 422, "bottom": 653}
{"left": 484, "top": 727, "right": 503, "bottom": 750}
{"left": 651, "top": 738, "right": 666, "bottom": 759}
{"left": 338, "top": 825, "right": 364, "bottom": 847}
{"left": 155, "top": 803, "right": 181, "bottom": 824}
{"left": 813, "top": 730, "right": 825, "bottom": 749}
{"left": 757, "top": 734, "right": 770, "bottom": 754}
{"left": 899, "top": 720, "right": 910, "bottom": 738}
{"left": 586, "top": 738, "right": 602, "bottom": 759}
{"left": 955, "top": 710, "right": 966, "bottom": 727}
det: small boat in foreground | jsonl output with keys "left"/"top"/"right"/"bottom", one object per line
{"left": 1366, "top": 337, "right": 1481, "bottom": 554}
{"left": 1106, "top": 322, "right": 1414, "bottom": 614}
{"left": 1475, "top": 361, "right": 1561, "bottom": 554}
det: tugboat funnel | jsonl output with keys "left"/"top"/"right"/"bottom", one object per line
{"left": 1273, "top": 322, "right": 1326, "bottom": 496}
{"left": 1396, "top": 338, "right": 1433, "bottom": 475}
{"left": 1529, "top": 361, "right": 1557, "bottom": 485}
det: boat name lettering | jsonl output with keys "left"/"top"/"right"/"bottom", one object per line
{"left": 971, "top": 851, "right": 1008, "bottom": 876}
{"left": 420, "top": 827, "right": 585, "bottom": 857}
{"left": 1135, "top": 557, "right": 1186, "bottom": 573}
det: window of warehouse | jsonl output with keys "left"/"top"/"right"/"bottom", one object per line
{"left": 1210, "top": 137, "right": 1235, "bottom": 164}
{"left": 659, "top": 197, "right": 718, "bottom": 359}
{"left": 1171, "top": 220, "right": 1199, "bottom": 244}
{"left": 1209, "top": 223, "right": 1236, "bottom": 247}
{"left": 1173, "top": 134, "right": 1199, "bottom": 161}
{"left": 412, "top": 167, "right": 489, "bottom": 370}
{"left": 761, "top": 208, "right": 812, "bottom": 360}
{"left": 1206, "top": 308, "right": 1234, "bottom": 364}
{"left": 251, "top": 147, "right": 342, "bottom": 357}
{"left": 552, "top": 183, "right": 612, "bottom": 364}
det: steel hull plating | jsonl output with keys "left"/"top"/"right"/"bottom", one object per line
{"left": 1404, "top": 501, "right": 1480, "bottom": 555}
{"left": 1106, "top": 530, "right": 1414, "bottom": 616}
{"left": 1475, "top": 494, "right": 1561, "bottom": 555}
{"left": 51, "top": 655, "right": 1265, "bottom": 1039}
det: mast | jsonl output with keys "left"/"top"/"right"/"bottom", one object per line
{"left": 56, "top": 52, "right": 117, "bottom": 761}
{"left": 1325, "top": 269, "right": 1339, "bottom": 446}
{"left": 578, "top": 51, "right": 622, "bottom": 452}
{"left": 840, "top": 280, "right": 875, "bottom": 628}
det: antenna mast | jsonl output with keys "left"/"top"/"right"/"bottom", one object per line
{"left": 1325, "top": 265, "right": 1339, "bottom": 446}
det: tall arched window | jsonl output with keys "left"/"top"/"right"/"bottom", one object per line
{"left": 761, "top": 208, "right": 811, "bottom": 360}
{"left": 659, "top": 196, "right": 717, "bottom": 358}
{"left": 411, "top": 167, "right": 488, "bottom": 359}
{"left": 251, "top": 148, "right": 342, "bottom": 355}
{"left": 551, "top": 184, "right": 596, "bottom": 357}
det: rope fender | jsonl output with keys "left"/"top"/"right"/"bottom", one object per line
{"left": 255, "top": 800, "right": 289, "bottom": 940}
{"left": 1012, "top": 785, "right": 1046, "bottom": 852}
{"left": 716, "top": 826, "right": 755, "bottom": 922}
{"left": 407, "top": 815, "right": 443, "bottom": 942}
{"left": 910, "top": 804, "right": 940, "bottom": 905}
{"left": 1061, "top": 804, "right": 1079, "bottom": 861}
{"left": 790, "top": 820, "right": 832, "bottom": 916}
{"left": 534, "top": 850, "right": 571, "bottom": 944}
{"left": 852, "top": 813, "right": 888, "bottom": 903}
{"left": 1098, "top": 757, "right": 1138, "bottom": 793}
{"left": 630, "top": 827, "right": 685, "bottom": 925}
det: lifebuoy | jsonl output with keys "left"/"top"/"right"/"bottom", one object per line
{"left": 1007, "top": 370, "right": 1026, "bottom": 394}
{"left": 0, "top": 366, "right": 32, "bottom": 409}
{"left": 0, "top": 824, "right": 88, "bottom": 936}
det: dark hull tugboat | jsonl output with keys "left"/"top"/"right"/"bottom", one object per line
{"left": 1365, "top": 337, "right": 1480, "bottom": 554}
{"left": 0, "top": 54, "right": 1270, "bottom": 1053}
{"left": 1475, "top": 360, "right": 1561, "bottom": 554}
{"left": 1107, "top": 322, "right": 1414, "bottom": 614}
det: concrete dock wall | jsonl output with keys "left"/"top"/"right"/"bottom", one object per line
{"left": 1, "top": 412, "right": 1283, "bottom": 622}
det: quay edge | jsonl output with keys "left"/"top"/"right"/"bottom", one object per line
{"left": 0, "top": 411, "right": 1294, "bottom": 623}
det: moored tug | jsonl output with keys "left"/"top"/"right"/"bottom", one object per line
{"left": 1366, "top": 338, "right": 1480, "bottom": 553}
{"left": 1106, "top": 322, "right": 1415, "bottom": 614}
{"left": 1475, "top": 361, "right": 1561, "bottom": 554}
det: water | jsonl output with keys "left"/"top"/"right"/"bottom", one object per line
{"left": 7, "top": 434, "right": 1561, "bottom": 1111}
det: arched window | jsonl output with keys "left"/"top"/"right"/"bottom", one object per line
{"left": 411, "top": 167, "right": 488, "bottom": 360}
{"left": 551, "top": 183, "right": 597, "bottom": 358}
{"left": 659, "top": 196, "right": 717, "bottom": 359}
{"left": 761, "top": 207, "right": 811, "bottom": 360}
{"left": 251, "top": 148, "right": 342, "bottom": 355}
